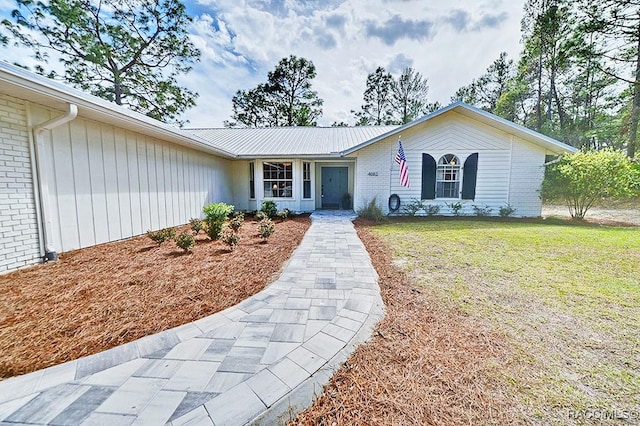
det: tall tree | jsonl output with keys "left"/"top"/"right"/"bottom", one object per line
{"left": 3, "top": 0, "right": 201, "bottom": 125}
{"left": 390, "top": 67, "right": 430, "bottom": 124}
{"left": 353, "top": 66, "right": 394, "bottom": 125}
{"left": 582, "top": 0, "right": 640, "bottom": 157}
{"left": 228, "top": 55, "right": 323, "bottom": 127}
{"left": 453, "top": 52, "right": 514, "bottom": 113}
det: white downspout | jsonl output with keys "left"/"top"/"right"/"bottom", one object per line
{"left": 32, "top": 103, "right": 78, "bottom": 261}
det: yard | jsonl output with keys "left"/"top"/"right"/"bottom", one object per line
{"left": 0, "top": 216, "right": 310, "bottom": 379}
{"left": 295, "top": 218, "right": 640, "bottom": 425}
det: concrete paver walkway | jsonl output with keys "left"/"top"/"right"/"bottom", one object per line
{"left": 0, "top": 211, "right": 384, "bottom": 425}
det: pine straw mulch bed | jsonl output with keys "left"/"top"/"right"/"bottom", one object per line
{"left": 0, "top": 216, "right": 310, "bottom": 380}
{"left": 292, "top": 221, "right": 527, "bottom": 425}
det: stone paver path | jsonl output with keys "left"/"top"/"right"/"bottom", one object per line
{"left": 0, "top": 211, "right": 384, "bottom": 425}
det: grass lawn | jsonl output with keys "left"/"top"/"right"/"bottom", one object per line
{"left": 372, "top": 218, "right": 640, "bottom": 423}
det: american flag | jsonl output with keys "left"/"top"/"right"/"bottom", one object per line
{"left": 395, "top": 139, "right": 410, "bottom": 187}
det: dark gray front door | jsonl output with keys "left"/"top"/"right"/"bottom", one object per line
{"left": 321, "top": 167, "right": 348, "bottom": 209}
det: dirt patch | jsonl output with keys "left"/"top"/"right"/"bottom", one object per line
{"left": 0, "top": 216, "right": 310, "bottom": 380}
{"left": 292, "top": 222, "right": 526, "bottom": 425}
{"left": 543, "top": 203, "right": 640, "bottom": 226}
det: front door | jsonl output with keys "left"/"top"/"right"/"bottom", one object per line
{"left": 321, "top": 167, "right": 348, "bottom": 209}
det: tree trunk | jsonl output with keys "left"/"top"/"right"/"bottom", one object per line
{"left": 114, "top": 72, "right": 122, "bottom": 105}
{"left": 628, "top": 23, "right": 640, "bottom": 158}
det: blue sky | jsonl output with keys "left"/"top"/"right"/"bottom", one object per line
{"left": 0, "top": 0, "right": 526, "bottom": 127}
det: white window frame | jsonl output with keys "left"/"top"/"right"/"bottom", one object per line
{"left": 263, "top": 161, "right": 293, "bottom": 198}
{"left": 436, "top": 154, "right": 461, "bottom": 199}
{"left": 303, "top": 162, "right": 312, "bottom": 199}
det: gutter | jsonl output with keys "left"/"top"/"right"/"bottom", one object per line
{"left": 31, "top": 103, "right": 78, "bottom": 261}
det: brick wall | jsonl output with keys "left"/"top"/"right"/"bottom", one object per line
{"left": 0, "top": 94, "right": 41, "bottom": 273}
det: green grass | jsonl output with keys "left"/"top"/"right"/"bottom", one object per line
{"left": 370, "top": 218, "right": 640, "bottom": 424}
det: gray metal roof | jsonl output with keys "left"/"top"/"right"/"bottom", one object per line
{"left": 188, "top": 126, "right": 398, "bottom": 157}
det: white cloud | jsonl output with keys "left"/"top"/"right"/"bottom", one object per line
{"left": 1, "top": 0, "right": 525, "bottom": 127}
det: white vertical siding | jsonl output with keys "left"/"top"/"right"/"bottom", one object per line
{"left": 29, "top": 104, "right": 233, "bottom": 254}
{"left": 0, "top": 94, "right": 40, "bottom": 273}
{"left": 508, "top": 137, "right": 546, "bottom": 217}
{"left": 351, "top": 112, "right": 544, "bottom": 216}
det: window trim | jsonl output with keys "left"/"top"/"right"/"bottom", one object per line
{"left": 436, "top": 154, "right": 461, "bottom": 199}
{"left": 303, "top": 162, "right": 312, "bottom": 199}
{"left": 263, "top": 161, "right": 294, "bottom": 199}
{"left": 249, "top": 162, "right": 255, "bottom": 200}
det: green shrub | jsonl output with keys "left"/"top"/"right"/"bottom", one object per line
{"left": 220, "top": 228, "right": 241, "bottom": 251}
{"left": 189, "top": 218, "right": 204, "bottom": 235}
{"left": 229, "top": 214, "right": 244, "bottom": 232}
{"left": 277, "top": 208, "right": 291, "bottom": 220}
{"left": 424, "top": 204, "right": 441, "bottom": 216}
{"left": 175, "top": 231, "right": 195, "bottom": 253}
{"left": 357, "top": 198, "right": 387, "bottom": 222}
{"left": 203, "top": 202, "right": 234, "bottom": 240}
{"left": 499, "top": 204, "right": 517, "bottom": 217}
{"left": 260, "top": 200, "right": 278, "bottom": 218}
{"left": 402, "top": 199, "right": 425, "bottom": 216}
{"left": 147, "top": 227, "right": 175, "bottom": 245}
{"left": 542, "top": 149, "right": 637, "bottom": 219}
{"left": 446, "top": 202, "right": 464, "bottom": 216}
{"left": 255, "top": 211, "right": 267, "bottom": 221}
{"left": 472, "top": 205, "right": 493, "bottom": 217}
{"left": 258, "top": 218, "right": 275, "bottom": 241}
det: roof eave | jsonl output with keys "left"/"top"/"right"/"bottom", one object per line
{"left": 340, "top": 101, "right": 578, "bottom": 156}
{"left": 0, "top": 62, "right": 236, "bottom": 159}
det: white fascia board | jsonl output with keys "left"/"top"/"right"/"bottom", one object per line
{"left": 340, "top": 101, "right": 577, "bottom": 156}
{"left": 0, "top": 61, "right": 236, "bottom": 158}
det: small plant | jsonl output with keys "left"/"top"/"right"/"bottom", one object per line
{"left": 499, "top": 204, "right": 517, "bottom": 217}
{"left": 174, "top": 231, "right": 195, "bottom": 253}
{"left": 446, "top": 202, "right": 464, "bottom": 216}
{"left": 220, "top": 228, "right": 241, "bottom": 251}
{"left": 402, "top": 199, "right": 426, "bottom": 216}
{"left": 146, "top": 227, "right": 175, "bottom": 245}
{"left": 229, "top": 213, "right": 244, "bottom": 232}
{"left": 260, "top": 200, "right": 278, "bottom": 218}
{"left": 255, "top": 211, "right": 267, "bottom": 221}
{"left": 277, "top": 208, "right": 291, "bottom": 220}
{"left": 189, "top": 218, "right": 204, "bottom": 235}
{"left": 472, "top": 205, "right": 493, "bottom": 217}
{"left": 203, "top": 202, "right": 234, "bottom": 240}
{"left": 424, "top": 204, "right": 441, "bottom": 216}
{"left": 258, "top": 218, "right": 275, "bottom": 241}
{"left": 357, "top": 198, "right": 387, "bottom": 222}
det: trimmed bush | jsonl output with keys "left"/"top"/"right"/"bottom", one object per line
{"left": 229, "top": 212, "right": 244, "bottom": 232}
{"left": 425, "top": 204, "right": 441, "bottom": 216}
{"left": 220, "top": 228, "right": 241, "bottom": 251}
{"left": 175, "top": 231, "right": 195, "bottom": 253}
{"left": 189, "top": 218, "right": 204, "bottom": 235}
{"left": 260, "top": 200, "right": 278, "bottom": 218}
{"left": 472, "top": 205, "right": 493, "bottom": 217}
{"left": 258, "top": 218, "right": 275, "bottom": 241}
{"left": 147, "top": 227, "right": 175, "bottom": 245}
{"left": 203, "top": 202, "right": 234, "bottom": 240}
{"left": 499, "top": 204, "right": 517, "bottom": 217}
{"left": 446, "top": 202, "right": 464, "bottom": 216}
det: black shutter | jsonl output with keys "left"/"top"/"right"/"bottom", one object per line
{"left": 421, "top": 153, "right": 436, "bottom": 200}
{"left": 461, "top": 153, "right": 478, "bottom": 200}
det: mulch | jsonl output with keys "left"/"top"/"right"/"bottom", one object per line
{"left": 0, "top": 216, "right": 310, "bottom": 380}
{"left": 291, "top": 221, "right": 527, "bottom": 425}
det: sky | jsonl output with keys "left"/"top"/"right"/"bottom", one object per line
{"left": 0, "top": 0, "right": 526, "bottom": 128}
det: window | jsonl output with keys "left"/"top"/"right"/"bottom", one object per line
{"left": 303, "top": 162, "right": 311, "bottom": 199}
{"left": 263, "top": 162, "right": 293, "bottom": 198}
{"left": 436, "top": 154, "right": 460, "bottom": 198}
{"left": 249, "top": 162, "right": 255, "bottom": 199}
